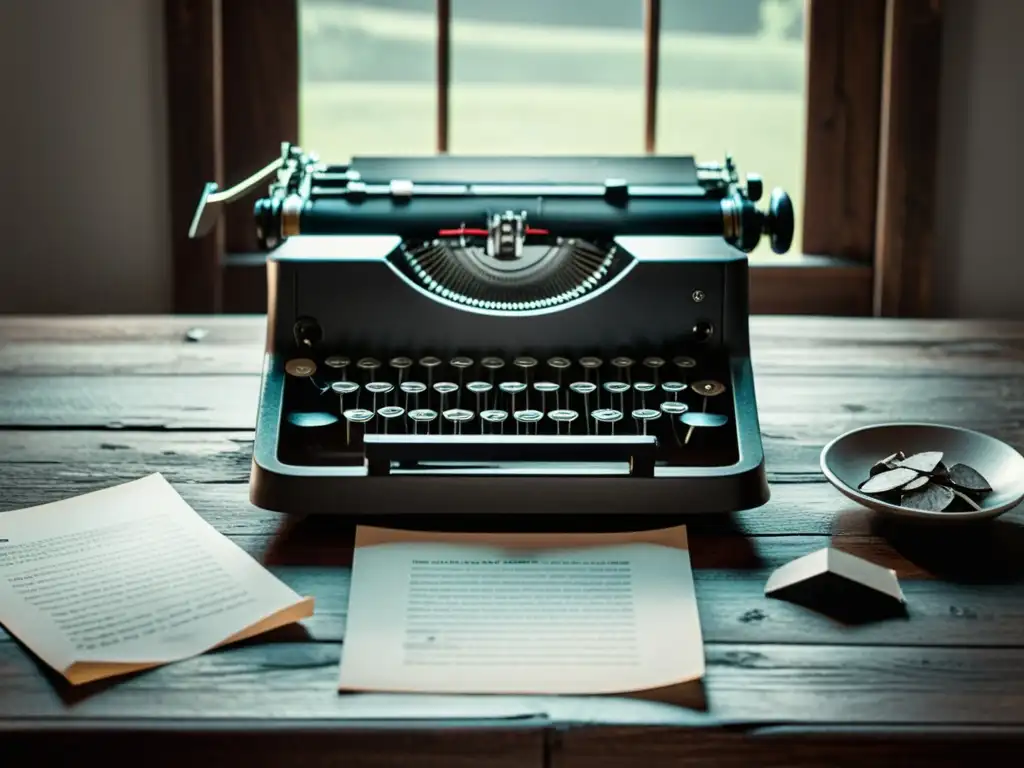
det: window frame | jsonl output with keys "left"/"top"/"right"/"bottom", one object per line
{"left": 165, "top": 0, "right": 941, "bottom": 316}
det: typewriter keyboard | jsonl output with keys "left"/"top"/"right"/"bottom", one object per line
{"left": 277, "top": 352, "right": 738, "bottom": 468}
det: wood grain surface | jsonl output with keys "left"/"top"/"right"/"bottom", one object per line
{"left": 2, "top": 316, "right": 1024, "bottom": 766}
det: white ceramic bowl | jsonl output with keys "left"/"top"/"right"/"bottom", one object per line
{"left": 820, "top": 422, "right": 1024, "bottom": 523}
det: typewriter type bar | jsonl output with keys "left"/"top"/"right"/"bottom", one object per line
{"left": 190, "top": 142, "right": 795, "bottom": 256}
{"left": 363, "top": 434, "right": 658, "bottom": 477}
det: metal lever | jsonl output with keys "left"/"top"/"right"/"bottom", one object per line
{"left": 188, "top": 156, "right": 285, "bottom": 239}
{"left": 363, "top": 433, "right": 658, "bottom": 477}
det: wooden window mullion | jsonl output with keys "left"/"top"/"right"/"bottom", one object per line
{"left": 436, "top": 0, "right": 451, "bottom": 153}
{"left": 643, "top": 0, "right": 661, "bottom": 154}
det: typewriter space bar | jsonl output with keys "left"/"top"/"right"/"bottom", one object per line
{"left": 363, "top": 434, "right": 657, "bottom": 477}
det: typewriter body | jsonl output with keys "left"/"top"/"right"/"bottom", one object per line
{"left": 190, "top": 143, "right": 794, "bottom": 515}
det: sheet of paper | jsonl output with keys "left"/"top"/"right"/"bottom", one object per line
{"left": 0, "top": 473, "right": 313, "bottom": 685}
{"left": 338, "top": 525, "right": 704, "bottom": 695}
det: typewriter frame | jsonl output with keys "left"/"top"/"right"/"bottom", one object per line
{"left": 189, "top": 144, "right": 787, "bottom": 516}
{"left": 248, "top": 236, "right": 769, "bottom": 517}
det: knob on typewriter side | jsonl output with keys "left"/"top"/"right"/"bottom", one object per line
{"left": 765, "top": 188, "right": 795, "bottom": 255}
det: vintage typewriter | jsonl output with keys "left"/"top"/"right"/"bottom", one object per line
{"left": 190, "top": 142, "right": 793, "bottom": 516}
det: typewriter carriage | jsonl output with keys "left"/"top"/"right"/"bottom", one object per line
{"left": 190, "top": 142, "right": 792, "bottom": 516}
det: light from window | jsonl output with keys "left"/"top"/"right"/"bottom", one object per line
{"left": 657, "top": 0, "right": 806, "bottom": 257}
{"left": 299, "top": 0, "right": 806, "bottom": 257}
{"left": 299, "top": 0, "right": 438, "bottom": 155}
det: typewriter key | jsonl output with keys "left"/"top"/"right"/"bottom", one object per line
{"left": 499, "top": 382, "right": 527, "bottom": 432}
{"left": 442, "top": 408, "right": 475, "bottom": 434}
{"left": 287, "top": 411, "right": 338, "bottom": 428}
{"left": 673, "top": 355, "right": 697, "bottom": 369}
{"left": 547, "top": 408, "right": 579, "bottom": 435}
{"left": 357, "top": 357, "right": 381, "bottom": 383}
{"left": 633, "top": 381, "right": 656, "bottom": 409}
{"left": 603, "top": 381, "right": 631, "bottom": 417}
{"left": 331, "top": 380, "right": 360, "bottom": 395}
{"left": 642, "top": 357, "right": 664, "bottom": 387}
{"left": 343, "top": 408, "right": 374, "bottom": 422}
{"left": 685, "top": 380, "right": 726, "bottom": 444}
{"left": 329, "top": 381, "right": 362, "bottom": 441}
{"left": 592, "top": 408, "right": 624, "bottom": 436}
{"left": 365, "top": 381, "right": 394, "bottom": 423}
{"left": 660, "top": 401, "right": 688, "bottom": 415}
{"left": 377, "top": 405, "right": 406, "bottom": 434}
{"left": 408, "top": 407, "right": 439, "bottom": 435}
{"left": 662, "top": 381, "right": 687, "bottom": 394}
{"left": 533, "top": 381, "right": 559, "bottom": 413}
{"left": 547, "top": 357, "right": 571, "bottom": 393}
{"left": 324, "top": 355, "right": 350, "bottom": 370}
{"left": 390, "top": 356, "right": 413, "bottom": 384}
{"left": 481, "top": 356, "right": 505, "bottom": 370}
{"left": 680, "top": 412, "right": 729, "bottom": 428}
{"left": 513, "top": 356, "right": 538, "bottom": 369}
{"left": 513, "top": 409, "right": 544, "bottom": 435}
{"left": 432, "top": 382, "right": 459, "bottom": 428}
{"left": 579, "top": 356, "right": 602, "bottom": 369}
{"left": 611, "top": 357, "right": 634, "bottom": 389}
{"left": 693, "top": 380, "right": 726, "bottom": 397}
{"left": 660, "top": 401, "right": 688, "bottom": 446}
{"left": 419, "top": 356, "right": 442, "bottom": 391}
{"left": 631, "top": 408, "right": 662, "bottom": 436}
{"left": 450, "top": 357, "right": 474, "bottom": 405}
{"left": 480, "top": 409, "right": 509, "bottom": 434}
{"left": 466, "top": 381, "right": 493, "bottom": 424}
{"left": 400, "top": 380, "right": 427, "bottom": 414}
{"left": 568, "top": 381, "right": 597, "bottom": 433}
{"left": 342, "top": 407, "right": 374, "bottom": 445}
{"left": 285, "top": 358, "right": 317, "bottom": 377}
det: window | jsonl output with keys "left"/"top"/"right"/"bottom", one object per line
{"left": 165, "top": 0, "right": 943, "bottom": 316}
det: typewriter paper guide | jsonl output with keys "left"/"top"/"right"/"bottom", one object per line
{"left": 0, "top": 474, "right": 313, "bottom": 685}
{"left": 344, "top": 154, "right": 700, "bottom": 185}
{"left": 338, "top": 524, "right": 704, "bottom": 696}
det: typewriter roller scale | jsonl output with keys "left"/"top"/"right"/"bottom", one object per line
{"left": 190, "top": 142, "right": 794, "bottom": 515}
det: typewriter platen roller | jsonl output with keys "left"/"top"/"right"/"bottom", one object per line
{"left": 190, "top": 142, "right": 794, "bottom": 516}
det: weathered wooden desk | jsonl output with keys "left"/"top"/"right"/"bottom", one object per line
{"left": 2, "top": 316, "right": 1024, "bottom": 766}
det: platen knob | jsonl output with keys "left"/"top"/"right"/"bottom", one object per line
{"left": 766, "top": 188, "right": 794, "bottom": 255}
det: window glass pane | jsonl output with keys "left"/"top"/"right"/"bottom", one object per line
{"left": 299, "top": 0, "right": 437, "bottom": 157}
{"left": 657, "top": 0, "right": 807, "bottom": 258}
{"left": 450, "top": 0, "right": 644, "bottom": 154}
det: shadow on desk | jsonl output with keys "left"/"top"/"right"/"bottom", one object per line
{"left": 872, "top": 513, "right": 1024, "bottom": 585}
{"left": 261, "top": 512, "right": 763, "bottom": 571}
